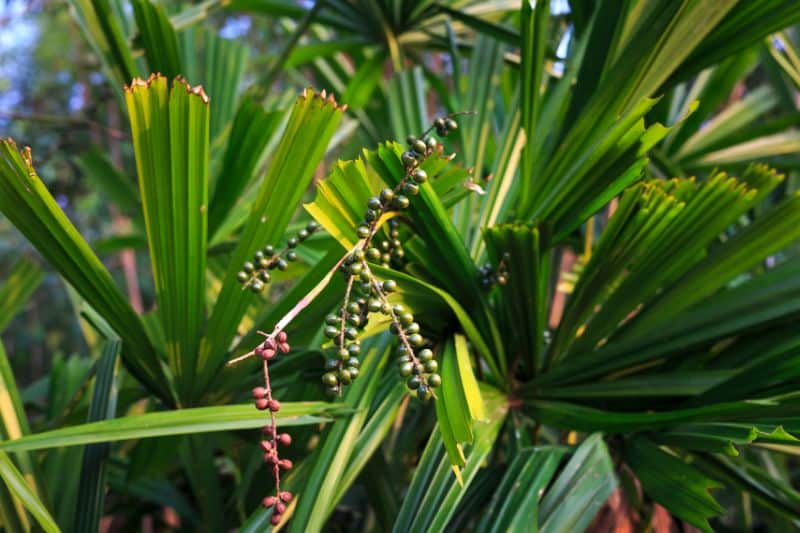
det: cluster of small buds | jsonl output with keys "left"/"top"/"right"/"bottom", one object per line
{"left": 479, "top": 252, "right": 511, "bottom": 289}
{"left": 433, "top": 116, "right": 459, "bottom": 137}
{"left": 252, "top": 331, "right": 294, "bottom": 525}
{"left": 237, "top": 221, "right": 321, "bottom": 293}
{"left": 319, "top": 117, "right": 462, "bottom": 398}
{"left": 374, "top": 219, "right": 405, "bottom": 268}
{"left": 390, "top": 305, "right": 440, "bottom": 400}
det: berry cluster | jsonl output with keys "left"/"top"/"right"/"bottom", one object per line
{"left": 252, "top": 331, "right": 294, "bottom": 525}
{"left": 479, "top": 252, "right": 511, "bottom": 289}
{"left": 237, "top": 221, "right": 321, "bottom": 293}
{"left": 375, "top": 219, "right": 406, "bottom": 268}
{"left": 319, "top": 119, "right": 459, "bottom": 399}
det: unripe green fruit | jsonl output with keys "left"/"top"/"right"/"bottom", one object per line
{"left": 324, "top": 326, "right": 339, "bottom": 339}
{"left": 418, "top": 348, "right": 433, "bottom": 362}
{"left": 417, "top": 384, "right": 432, "bottom": 401}
{"left": 407, "top": 333, "right": 424, "bottom": 346}
{"left": 428, "top": 373, "right": 442, "bottom": 387}
{"left": 424, "top": 360, "right": 438, "bottom": 373}
{"left": 399, "top": 362, "right": 413, "bottom": 377}
{"left": 322, "top": 372, "right": 338, "bottom": 386}
{"left": 407, "top": 376, "right": 421, "bottom": 390}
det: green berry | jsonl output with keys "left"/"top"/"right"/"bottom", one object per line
{"left": 264, "top": 245, "right": 275, "bottom": 256}
{"left": 428, "top": 373, "right": 442, "bottom": 387}
{"left": 392, "top": 304, "right": 405, "bottom": 314}
{"left": 412, "top": 169, "right": 428, "bottom": 183}
{"left": 348, "top": 367, "right": 360, "bottom": 380}
{"left": 390, "top": 321, "right": 400, "bottom": 334}
{"left": 405, "top": 322, "right": 419, "bottom": 334}
{"left": 407, "top": 333, "right": 424, "bottom": 346}
{"left": 433, "top": 117, "right": 445, "bottom": 129}
{"left": 324, "top": 326, "right": 339, "bottom": 339}
{"left": 348, "top": 314, "right": 362, "bottom": 326}
{"left": 237, "top": 271, "right": 249, "bottom": 283}
{"left": 258, "top": 257, "right": 270, "bottom": 269}
{"left": 399, "top": 362, "right": 413, "bottom": 377}
{"left": 347, "top": 357, "right": 360, "bottom": 369}
{"left": 298, "top": 229, "right": 309, "bottom": 241}
{"left": 412, "top": 363, "right": 424, "bottom": 375}
{"left": 424, "top": 360, "right": 438, "bottom": 373}
{"left": 381, "top": 302, "right": 392, "bottom": 314}
{"left": 396, "top": 344, "right": 410, "bottom": 356}
{"left": 403, "top": 182, "right": 419, "bottom": 196}
{"left": 325, "top": 358, "right": 339, "bottom": 371}
{"left": 322, "top": 372, "right": 338, "bottom": 386}
{"left": 406, "top": 135, "right": 418, "bottom": 145}
{"left": 277, "top": 259, "right": 288, "bottom": 271}
{"left": 243, "top": 261, "right": 255, "bottom": 273}
{"left": 381, "top": 253, "right": 391, "bottom": 264}
{"left": 445, "top": 117, "right": 458, "bottom": 131}
{"left": 380, "top": 188, "right": 395, "bottom": 203}
{"left": 367, "top": 197, "right": 382, "bottom": 210}
{"left": 418, "top": 348, "right": 433, "bottom": 362}
{"left": 365, "top": 209, "right": 377, "bottom": 221}
{"left": 417, "top": 384, "right": 432, "bottom": 401}
{"left": 426, "top": 137, "right": 438, "bottom": 151}
{"left": 347, "top": 302, "right": 360, "bottom": 315}
{"left": 287, "top": 237, "right": 298, "bottom": 248}
{"left": 366, "top": 248, "right": 381, "bottom": 261}
{"left": 338, "top": 348, "right": 350, "bottom": 361}
{"left": 349, "top": 262, "right": 363, "bottom": 275}
{"left": 399, "top": 312, "right": 414, "bottom": 326}
{"left": 382, "top": 280, "right": 398, "bottom": 292}
{"left": 407, "top": 376, "right": 421, "bottom": 390}
{"left": 339, "top": 369, "right": 352, "bottom": 384}
{"left": 357, "top": 225, "right": 370, "bottom": 239}
{"left": 254, "top": 250, "right": 264, "bottom": 262}
{"left": 347, "top": 343, "right": 361, "bottom": 356}
{"left": 412, "top": 139, "right": 427, "bottom": 154}
{"left": 368, "top": 299, "right": 382, "bottom": 312}
{"left": 325, "top": 386, "right": 339, "bottom": 398}
{"left": 345, "top": 327, "right": 359, "bottom": 340}
{"left": 286, "top": 250, "right": 298, "bottom": 262}
{"left": 306, "top": 221, "right": 319, "bottom": 233}
{"left": 250, "top": 280, "right": 264, "bottom": 293}
{"left": 401, "top": 151, "right": 419, "bottom": 167}
{"left": 394, "top": 196, "right": 410, "bottom": 209}
{"left": 259, "top": 271, "right": 271, "bottom": 283}
{"left": 325, "top": 314, "right": 340, "bottom": 325}
{"left": 397, "top": 355, "right": 412, "bottom": 365}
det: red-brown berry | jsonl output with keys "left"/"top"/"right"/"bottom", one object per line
{"left": 276, "top": 502, "right": 286, "bottom": 514}
{"left": 252, "top": 386, "right": 268, "bottom": 399}
{"left": 262, "top": 496, "right": 276, "bottom": 508}
{"left": 277, "top": 331, "right": 287, "bottom": 343}
{"left": 278, "top": 459, "right": 293, "bottom": 470}
{"left": 280, "top": 491, "right": 293, "bottom": 502}
{"left": 255, "top": 398, "right": 270, "bottom": 410}
{"left": 268, "top": 399, "right": 281, "bottom": 412}
{"left": 278, "top": 433, "right": 291, "bottom": 446}
{"left": 259, "top": 440, "right": 272, "bottom": 452}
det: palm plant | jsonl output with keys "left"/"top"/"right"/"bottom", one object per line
{"left": 3, "top": 0, "right": 800, "bottom": 531}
